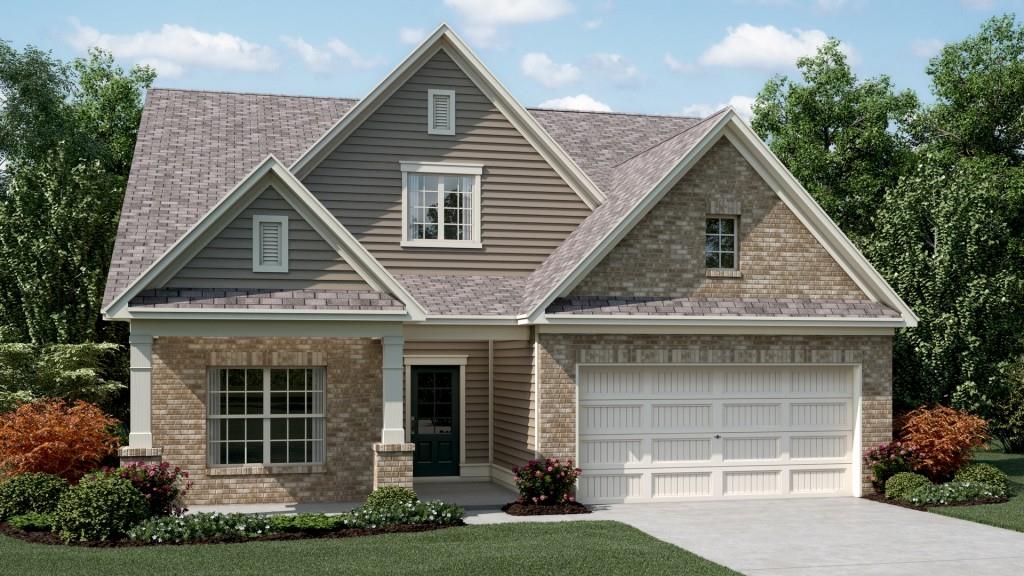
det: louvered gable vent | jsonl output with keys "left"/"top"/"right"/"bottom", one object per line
{"left": 253, "top": 215, "right": 288, "bottom": 272}
{"left": 428, "top": 89, "right": 455, "bottom": 135}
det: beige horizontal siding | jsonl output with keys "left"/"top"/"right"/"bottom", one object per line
{"left": 492, "top": 339, "right": 535, "bottom": 472}
{"left": 404, "top": 341, "right": 489, "bottom": 465}
{"left": 166, "top": 186, "right": 373, "bottom": 291}
{"left": 302, "top": 49, "right": 591, "bottom": 276}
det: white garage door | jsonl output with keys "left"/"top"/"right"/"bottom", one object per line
{"left": 577, "top": 365, "right": 857, "bottom": 503}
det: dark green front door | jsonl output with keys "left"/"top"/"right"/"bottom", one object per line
{"left": 411, "top": 366, "right": 459, "bottom": 477}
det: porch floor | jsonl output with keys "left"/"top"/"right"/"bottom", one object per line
{"left": 187, "top": 481, "right": 515, "bottom": 515}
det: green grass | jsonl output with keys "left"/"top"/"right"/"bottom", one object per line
{"left": 930, "top": 451, "right": 1024, "bottom": 533}
{"left": 0, "top": 520, "right": 739, "bottom": 576}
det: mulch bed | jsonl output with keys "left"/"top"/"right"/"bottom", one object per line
{"left": 0, "top": 521, "right": 462, "bottom": 547}
{"left": 501, "top": 501, "right": 590, "bottom": 516}
{"left": 863, "top": 492, "right": 1009, "bottom": 511}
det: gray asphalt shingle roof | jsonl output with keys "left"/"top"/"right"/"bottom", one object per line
{"left": 129, "top": 288, "right": 405, "bottom": 311}
{"left": 106, "top": 89, "right": 897, "bottom": 320}
{"left": 545, "top": 296, "right": 900, "bottom": 318}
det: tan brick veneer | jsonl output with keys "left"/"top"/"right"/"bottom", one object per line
{"left": 373, "top": 443, "right": 415, "bottom": 489}
{"left": 536, "top": 333, "right": 892, "bottom": 494}
{"left": 570, "top": 139, "right": 866, "bottom": 300}
{"left": 150, "top": 337, "right": 382, "bottom": 505}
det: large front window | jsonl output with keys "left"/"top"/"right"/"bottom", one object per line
{"left": 207, "top": 367, "right": 325, "bottom": 466}
{"left": 401, "top": 161, "right": 483, "bottom": 248}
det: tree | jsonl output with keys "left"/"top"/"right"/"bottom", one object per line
{"left": 752, "top": 39, "right": 918, "bottom": 243}
{"left": 912, "top": 14, "right": 1024, "bottom": 162}
{"left": 0, "top": 45, "right": 154, "bottom": 343}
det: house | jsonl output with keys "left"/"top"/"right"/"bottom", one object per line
{"left": 103, "top": 25, "right": 916, "bottom": 506}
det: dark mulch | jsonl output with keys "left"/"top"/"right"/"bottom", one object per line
{"left": 0, "top": 521, "right": 461, "bottom": 547}
{"left": 501, "top": 501, "right": 590, "bottom": 516}
{"left": 863, "top": 493, "right": 1009, "bottom": 511}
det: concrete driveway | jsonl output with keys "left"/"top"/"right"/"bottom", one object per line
{"left": 466, "top": 497, "right": 1024, "bottom": 575}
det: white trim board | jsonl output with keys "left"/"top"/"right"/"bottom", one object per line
{"left": 287, "top": 24, "right": 605, "bottom": 210}
{"left": 103, "top": 155, "right": 427, "bottom": 321}
{"left": 524, "top": 110, "right": 917, "bottom": 328}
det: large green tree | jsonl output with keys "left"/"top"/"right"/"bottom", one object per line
{"left": 0, "top": 45, "right": 154, "bottom": 344}
{"left": 752, "top": 39, "right": 919, "bottom": 243}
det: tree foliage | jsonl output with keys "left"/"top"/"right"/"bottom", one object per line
{"left": 752, "top": 39, "right": 918, "bottom": 242}
{"left": 0, "top": 342, "right": 123, "bottom": 414}
{"left": 0, "top": 45, "right": 154, "bottom": 344}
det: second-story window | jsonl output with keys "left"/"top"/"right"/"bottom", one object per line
{"left": 705, "top": 216, "right": 737, "bottom": 269}
{"left": 401, "top": 161, "right": 483, "bottom": 248}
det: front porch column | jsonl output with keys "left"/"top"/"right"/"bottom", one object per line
{"left": 119, "top": 332, "right": 162, "bottom": 465}
{"left": 374, "top": 335, "right": 414, "bottom": 489}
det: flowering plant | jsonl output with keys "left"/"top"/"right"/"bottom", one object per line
{"left": 864, "top": 441, "right": 914, "bottom": 492}
{"left": 512, "top": 458, "right": 581, "bottom": 505}
{"left": 100, "top": 461, "right": 192, "bottom": 516}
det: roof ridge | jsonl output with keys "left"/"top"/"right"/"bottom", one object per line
{"left": 526, "top": 107, "right": 702, "bottom": 120}
{"left": 610, "top": 107, "right": 730, "bottom": 169}
{"left": 148, "top": 87, "right": 360, "bottom": 102}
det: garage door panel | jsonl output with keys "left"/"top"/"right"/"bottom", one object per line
{"left": 649, "top": 367, "right": 715, "bottom": 396}
{"left": 790, "top": 435, "right": 849, "bottom": 460}
{"left": 653, "top": 472, "right": 712, "bottom": 498}
{"left": 722, "top": 367, "right": 789, "bottom": 396}
{"left": 791, "top": 468, "right": 847, "bottom": 494}
{"left": 580, "top": 439, "right": 643, "bottom": 465}
{"left": 790, "top": 367, "right": 853, "bottom": 396}
{"left": 723, "top": 470, "right": 781, "bottom": 496}
{"left": 652, "top": 438, "right": 714, "bottom": 463}
{"left": 790, "top": 402, "right": 850, "bottom": 428}
{"left": 723, "top": 436, "right": 781, "bottom": 461}
{"left": 579, "top": 473, "right": 643, "bottom": 500}
{"left": 722, "top": 402, "right": 781, "bottom": 428}
{"left": 579, "top": 367, "right": 643, "bottom": 396}
{"left": 580, "top": 404, "right": 643, "bottom": 433}
{"left": 651, "top": 403, "right": 714, "bottom": 430}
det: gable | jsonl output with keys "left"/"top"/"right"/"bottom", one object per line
{"left": 301, "top": 49, "right": 592, "bottom": 276}
{"left": 569, "top": 137, "right": 867, "bottom": 300}
{"left": 161, "top": 185, "right": 375, "bottom": 291}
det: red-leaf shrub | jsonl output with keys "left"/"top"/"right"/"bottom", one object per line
{"left": 513, "top": 458, "right": 581, "bottom": 505}
{"left": 0, "top": 400, "right": 119, "bottom": 482}
{"left": 896, "top": 406, "right": 988, "bottom": 482}
{"left": 99, "top": 461, "right": 192, "bottom": 516}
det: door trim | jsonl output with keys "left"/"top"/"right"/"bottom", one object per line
{"left": 404, "top": 356, "right": 467, "bottom": 475}
{"left": 574, "top": 362, "right": 864, "bottom": 500}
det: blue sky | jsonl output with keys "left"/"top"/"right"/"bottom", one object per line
{"left": 2, "top": 0, "right": 1020, "bottom": 117}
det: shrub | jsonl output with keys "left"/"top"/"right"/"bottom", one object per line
{"left": 7, "top": 511, "right": 53, "bottom": 532}
{"left": 347, "top": 500, "right": 464, "bottom": 529}
{"left": 954, "top": 463, "right": 1011, "bottom": 494}
{"left": 128, "top": 513, "right": 274, "bottom": 544}
{"left": 863, "top": 441, "right": 914, "bottom": 492}
{"left": 364, "top": 486, "right": 418, "bottom": 510}
{"left": 0, "top": 400, "right": 119, "bottom": 482}
{"left": 884, "top": 472, "right": 931, "bottom": 501}
{"left": 266, "top": 513, "right": 349, "bottom": 533}
{"left": 0, "top": 472, "right": 69, "bottom": 518}
{"left": 54, "top": 474, "right": 148, "bottom": 542}
{"left": 896, "top": 406, "right": 988, "bottom": 481}
{"left": 906, "top": 480, "right": 1008, "bottom": 506}
{"left": 513, "top": 457, "right": 581, "bottom": 505}
{"left": 99, "top": 462, "right": 191, "bottom": 516}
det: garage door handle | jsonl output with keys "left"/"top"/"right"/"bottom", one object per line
{"left": 714, "top": 434, "right": 721, "bottom": 439}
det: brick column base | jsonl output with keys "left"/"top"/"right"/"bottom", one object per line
{"left": 118, "top": 447, "right": 163, "bottom": 467}
{"left": 372, "top": 443, "right": 414, "bottom": 489}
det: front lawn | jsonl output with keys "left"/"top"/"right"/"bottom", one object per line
{"left": 930, "top": 451, "right": 1024, "bottom": 532}
{"left": 0, "top": 520, "right": 739, "bottom": 576}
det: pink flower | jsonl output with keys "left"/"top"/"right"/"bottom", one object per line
{"left": 547, "top": 466, "right": 553, "bottom": 472}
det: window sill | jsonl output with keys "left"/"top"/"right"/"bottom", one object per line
{"left": 206, "top": 464, "right": 326, "bottom": 476}
{"left": 400, "top": 240, "right": 483, "bottom": 249}
{"left": 705, "top": 269, "right": 743, "bottom": 278}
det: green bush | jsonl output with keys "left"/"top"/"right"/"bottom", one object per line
{"left": 885, "top": 472, "right": 932, "bottom": 501}
{"left": 7, "top": 511, "right": 53, "bottom": 532}
{"left": 128, "top": 513, "right": 273, "bottom": 544}
{"left": 364, "top": 486, "right": 418, "bottom": 510}
{"left": 954, "top": 463, "right": 1011, "bottom": 494}
{"left": 348, "top": 500, "right": 463, "bottom": 529}
{"left": 265, "top": 513, "right": 350, "bottom": 533}
{"left": 54, "top": 474, "right": 148, "bottom": 542}
{"left": 907, "top": 480, "right": 1008, "bottom": 506}
{"left": 0, "top": 472, "right": 69, "bottom": 518}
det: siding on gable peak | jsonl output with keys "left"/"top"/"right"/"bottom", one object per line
{"left": 570, "top": 138, "right": 867, "bottom": 300}
{"left": 164, "top": 186, "right": 375, "bottom": 292}
{"left": 302, "top": 49, "right": 592, "bottom": 277}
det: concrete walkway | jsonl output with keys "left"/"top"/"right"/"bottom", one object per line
{"left": 466, "top": 497, "right": 1024, "bottom": 575}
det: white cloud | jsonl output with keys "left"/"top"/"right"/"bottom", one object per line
{"left": 699, "top": 23, "right": 855, "bottom": 69}
{"left": 281, "top": 36, "right": 383, "bottom": 71}
{"left": 67, "top": 19, "right": 278, "bottom": 75}
{"left": 445, "top": 0, "right": 574, "bottom": 45}
{"left": 538, "top": 94, "right": 611, "bottom": 112}
{"left": 521, "top": 52, "right": 580, "bottom": 87}
{"left": 592, "top": 52, "right": 642, "bottom": 86}
{"left": 681, "top": 95, "right": 755, "bottom": 122}
{"left": 663, "top": 53, "right": 694, "bottom": 73}
{"left": 135, "top": 58, "right": 185, "bottom": 78}
{"left": 399, "top": 27, "right": 427, "bottom": 44}
{"left": 584, "top": 19, "right": 602, "bottom": 29}
{"left": 911, "top": 38, "right": 944, "bottom": 58}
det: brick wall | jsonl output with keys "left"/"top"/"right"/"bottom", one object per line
{"left": 150, "top": 337, "right": 382, "bottom": 505}
{"left": 570, "top": 139, "right": 866, "bottom": 300}
{"left": 536, "top": 333, "right": 892, "bottom": 493}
